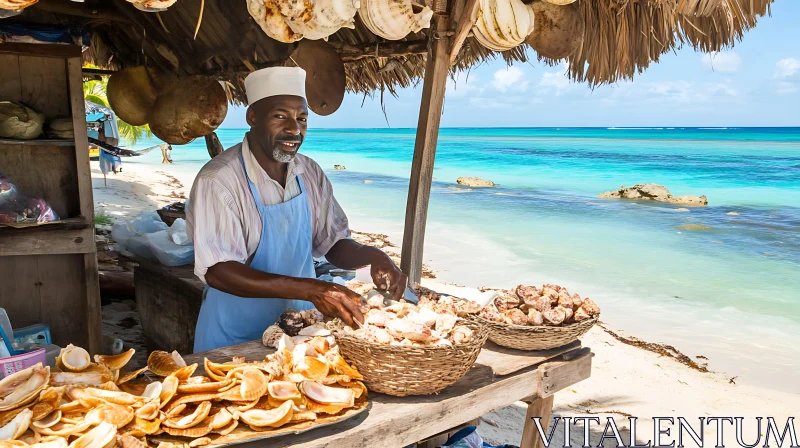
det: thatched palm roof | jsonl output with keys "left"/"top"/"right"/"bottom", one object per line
{"left": 8, "top": 0, "right": 773, "bottom": 104}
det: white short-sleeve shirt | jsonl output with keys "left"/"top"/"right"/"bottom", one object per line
{"left": 186, "top": 135, "right": 350, "bottom": 283}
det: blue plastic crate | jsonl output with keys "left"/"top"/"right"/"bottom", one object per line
{"left": 0, "top": 324, "right": 51, "bottom": 356}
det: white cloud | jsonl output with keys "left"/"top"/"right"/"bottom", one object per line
{"left": 447, "top": 74, "right": 482, "bottom": 99}
{"left": 773, "top": 58, "right": 800, "bottom": 78}
{"left": 538, "top": 64, "right": 575, "bottom": 96}
{"left": 701, "top": 52, "right": 742, "bottom": 74}
{"left": 491, "top": 66, "right": 528, "bottom": 92}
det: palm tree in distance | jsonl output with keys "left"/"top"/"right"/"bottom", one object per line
{"left": 83, "top": 69, "right": 152, "bottom": 145}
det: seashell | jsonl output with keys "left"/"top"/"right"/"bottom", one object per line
{"left": 542, "top": 0, "right": 576, "bottom": 4}
{"left": 503, "top": 308, "right": 528, "bottom": 326}
{"left": 33, "top": 421, "right": 93, "bottom": 438}
{"left": 238, "top": 368, "right": 268, "bottom": 402}
{"left": 165, "top": 404, "right": 187, "bottom": 418}
{"left": 31, "top": 388, "right": 65, "bottom": 422}
{"left": 294, "top": 357, "right": 329, "bottom": 382}
{"left": 0, "top": 408, "right": 32, "bottom": 440}
{"left": 30, "top": 438, "right": 69, "bottom": 448}
{"left": 84, "top": 403, "right": 135, "bottom": 428}
{"left": 177, "top": 379, "right": 231, "bottom": 395}
{"left": 134, "top": 400, "right": 159, "bottom": 420}
{"left": 0, "top": 365, "right": 49, "bottom": 411}
{"left": 0, "top": 0, "right": 37, "bottom": 11}
{"left": 57, "top": 345, "right": 91, "bottom": 372}
{"left": 238, "top": 400, "right": 293, "bottom": 428}
{"left": 302, "top": 398, "right": 348, "bottom": 415}
{"left": 18, "top": 429, "right": 40, "bottom": 445}
{"left": 262, "top": 325, "right": 285, "bottom": 348}
{"left": 358, "top": 0, "right": 433, "bottom": 40}
{"left": 385, "top": 319, "right": 435, "bottom": 344}
{"left": 169, "top": 364, "right": 198, "bottom": 381}
{"left": 189, "top": 437, "right": 212, "bottom": 447}
{"left": 0, "top": 368, "right": 36, "bottom": 398}
{"left": 435, "top": 314, "right": 458, "bottom": 334}
{"left": 266, "top": 381, "right": 302, "bottom": 404}
{"left": 286, "top": 0, "right": 359, "bottom": 41}
{"left": 290, "top": 410, "right": 317, "bottom": 422}
{"left": 207, "top": 409, "right": 233, "bottom": 430}
{"left": 67, "top": 421, "right": 116, "bottom": 448}
{"left": 573, "top": 306, "right": 591, "bottom": 322}
{"left": 31, "top": 411, "right": 62, "bottom": 429}
{"left": 385, "top": 302, "right": 415, "bottom": 317}
{"left": 94, "top": 349, "right": 135, "bottom": 372}
{"left": 141, "top": 382, "right": 162, "bottom": 402}
{"left": 163, "top": 401, "right": 211, "bottom": 429}
{"left": 451, "top": 326, "right": 473, "bottom": 344}
{"left": 527, "top": 309, "right": 544, "bottom": 326}
{"left": 213, "top": 419, "right": 238, "bottom": 435}
{"left": 298, "top": 323, "right": 331, "bottom": 337}
{"left": 118, "top": 417, "right": 161, "bottom": 438}
{"left": 562, "top": 306, "right": 574, "bottom": 322}
{"left": 69, "top": 388, "right": 143, "bottom": 407}
{"left": 116, "top": 435, "right": 147, "bottom": 448}
{"left": 308, "top": 336, "right": 332, "bottom": 355}
{"left": 158, "top": 377, "right": 179, "bottom": 409}
{"left": 299, "top": 381, "right": 354, "bottom": 407}
{"left": 164, "top": 394, "right": 218, "bottom": 414}
{"left": 579, "top": 298, "right": 600, "bottom": 315}
{"left": 300, "top": 309, "right": 324, "bottom": 327}
{"left": 516, "top": 285, "right": 540, "bottom": 301}
{"left": 247, "top": 0, "right": 303, "bottom": 44}
{"left": 493, "top": 293, "right": 520, "bottom": 312}
{"left": 543, "top": 306, "right": 566, "bottom": 325}
{"left": 50, "top": 365, "right": 112, "bottom": 388}
{"left": 336, "top": 380, "right": 367, "bottom": 399}
{"left": 473, "top": 0, "right": 535, "bottom": 51}
{"left": 147, "top": 351, "right": 183, "bottom": 377}
{"left": 116, "top": 368, "right": 148, "bottom": 386}
{"left": 126, "top": 0, "right": 178, "bottom": 12}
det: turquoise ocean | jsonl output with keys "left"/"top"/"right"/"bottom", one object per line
{"left": 125, "top": 127, "right": 800, "bottom": 392}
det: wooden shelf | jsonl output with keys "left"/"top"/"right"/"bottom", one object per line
{"left": 0, "top": 217, "right": 94, "bottom": 256}
{"left": 0, "top": 216, "right": 90, "bottom": 230}
{"left": 0, "top": 138, "right": 75, "bottom": 147}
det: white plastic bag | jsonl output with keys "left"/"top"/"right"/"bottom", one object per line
{"left": 167, "top": 218, "right": 190, "bottom": 246}
{"left": 112, "top": 212, "right": 193, "bottom": 266}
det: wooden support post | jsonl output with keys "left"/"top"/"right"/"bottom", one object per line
{"left": 520, "top": 395, "right": 555, "bottom": 448}
{"left": 400, "top": 15, "right": 451, "bottom": 285}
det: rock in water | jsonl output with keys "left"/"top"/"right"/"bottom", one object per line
{"left": 677, "top": 224, "right": 714, "bottom": 231}
{"left": 598, "top": 183, "right": 707, "bottom": 206}
{"left": 334, "top": 165, "right": 346, "bottom": 170}
{"left": 456, "top": 177, "right": 495, "bottom": 187}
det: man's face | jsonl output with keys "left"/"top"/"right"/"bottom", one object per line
{"left": 246, "top": 95, "right": 309, "bottom": 163}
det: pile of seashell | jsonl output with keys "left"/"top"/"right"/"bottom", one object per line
{"left": 334, "top": 282, "right": 477, "bottom": 347}
{"left": 246, "top": 0, "right": 432, "bottom": 43}
{"left": 479, "top": 284, "right": 601, "bottom": 327}
{"left": 0, "top": 338, "right": 366, "bottom": 447}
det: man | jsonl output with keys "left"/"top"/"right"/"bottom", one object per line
{"left": 187, "top": 67, "right": 406, "bottom": 353}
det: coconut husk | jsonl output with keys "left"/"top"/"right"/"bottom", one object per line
{"left": 148, "top": 75, "right": 228, "bottom": 145}
{"left": 107, "top": 67, "right": 158, "bottom": 126}
{"left": 290, "top": 40, "right": 346, "bottom": 116}
{"left": 526, "top": 1, "right": 584, "bottom": 61}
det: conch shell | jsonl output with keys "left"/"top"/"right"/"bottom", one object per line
{"left": 94, "top": 349, "right": 135, "bottom": 371}
{"left": 56, "top": 345, "right": 91, "bottom": 372}
{"left": 358, "top": 0, "right": 433, "bottom": 40}
{"left": 247, "top": 0, "right": 303, "bottom": 43}
{"left": 286, "top": 0, "right": 360, "bottom": 40}
{"left": 472, "top": 0, "right": 535, "bottom": 51}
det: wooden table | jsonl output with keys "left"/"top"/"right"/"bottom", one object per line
{"left": 186, "top": 340, "right": 593, "bottom": 448}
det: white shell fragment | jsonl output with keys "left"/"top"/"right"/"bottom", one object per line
{"left": 472, "top": 0, "right": 535, "bottom": 51}
{"left": 286, "top": 0, "right": 360, "bottom": 40}
{"left": 358, "top": 0, "right": 433, "bottom": 40}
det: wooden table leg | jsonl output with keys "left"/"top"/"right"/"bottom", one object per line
{"left": 520, "top": 395, "right": 555, "bottom": 448}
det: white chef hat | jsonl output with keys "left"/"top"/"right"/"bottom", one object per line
{"left": 244, "top": 67, "right": 307, "bottom": 105}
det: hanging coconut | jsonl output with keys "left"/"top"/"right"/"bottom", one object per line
{"left": 525, "top": 1, "right": 585, "bottom": 60}
{"left": 290, "top": 40, "right": 346, "bottom": 116}
{"left": 127, "top": 0, "right": 178, "bottom": 12}
{"left": 0, "top": 101, "right": 45, "bottom": 140}
{"left": 107, "top": 67, "right": 158, "bottom": 126}
{"left": 148, "top": 76, "right": 228, "bottom": 145}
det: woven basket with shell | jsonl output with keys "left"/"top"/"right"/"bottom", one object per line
{"left": 474, "top": 284, "right": 600, "bottom": 350}
{"left": 332, "top": 319, "right": 488, "bottom": 397}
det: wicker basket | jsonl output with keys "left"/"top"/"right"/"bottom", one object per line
{"left": 472, "top": 315, "right": 598, "bottom": 350}
{"left": 333, "top": 320, "right": 488, "bottom": 396}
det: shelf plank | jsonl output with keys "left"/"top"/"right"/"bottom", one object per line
{"left": 0, "top": 222, "right": 94, "bottom": 256}
{"left": 0, "top": 217, "right": 90, "bottom": 230}
{"left": 0, "top": 138, "right": 75, "bottom": 147}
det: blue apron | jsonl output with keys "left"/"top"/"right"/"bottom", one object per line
{"left": 193, "top": 151, "right": 315, "bottom": 353}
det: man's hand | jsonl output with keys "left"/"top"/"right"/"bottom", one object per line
{"left": 307, "top": 281, "right": 364, "bottom": 328}
{"left": 370, "top": 253, "right": 408, "bottom": 302}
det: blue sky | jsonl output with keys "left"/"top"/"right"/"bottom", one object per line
{"left": 221, "top": 0, "right": 799, "bottom": 128}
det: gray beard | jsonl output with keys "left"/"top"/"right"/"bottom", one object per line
{"left": 271, "top": 147, "right": 296, "bottom": 163}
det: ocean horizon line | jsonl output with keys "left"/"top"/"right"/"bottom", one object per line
{"left": 216, "top": 126, "right": 800, "bottom": 130}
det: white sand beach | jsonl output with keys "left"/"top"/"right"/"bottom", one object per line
{"left": 91, "top": 161, "right": 799, "bottom": 447}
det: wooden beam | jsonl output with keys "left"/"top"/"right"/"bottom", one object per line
{"left": 400, "top": 16, "right": 450, "bottom": 285}
{"left": 82, "top": 68, "right": 118, "bottom": 75}
{"left": 0, "top": 42, "right": 81, "bottom": 58}
{"left": 330, "top": 40, "right": 429, "bottom": 62}
{"left": 32, "top": 0, "right": 132, "bottom": 23}
{"left": 449, "top": 0, "right": 481, "bottom": 64}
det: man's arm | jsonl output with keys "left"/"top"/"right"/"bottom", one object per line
{"left": 325, "top": 239, "right": 409, "bottom": 301}
{"left": 206, "top": 261, "right": 364, "bottom": 327}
